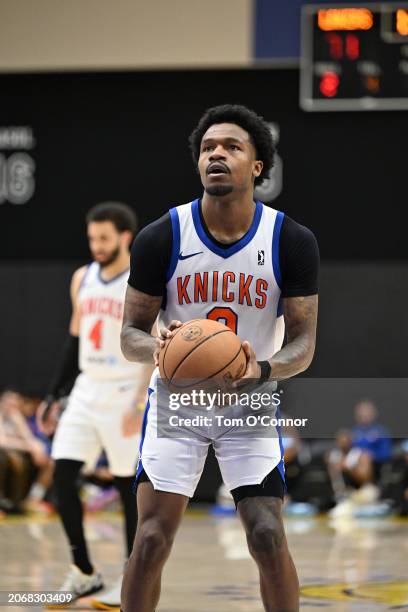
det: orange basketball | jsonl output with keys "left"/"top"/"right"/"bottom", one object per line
{"left": 158, "top": 319, "right": 247, "bottom": 389}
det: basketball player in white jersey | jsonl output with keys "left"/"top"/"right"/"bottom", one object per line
{"left": 37, "top": 203, "right": 153, "bottom": 608}
{"left": 120, "top": 105, "right": 319, "bottom": 612}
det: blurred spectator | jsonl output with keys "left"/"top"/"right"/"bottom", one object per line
{"left": 20, "top": 394, "right": 52, "bottom": 456}
{"left": 0, "top": 447, "right": 11, "bottom": 517}
{"left": 283, "top": 434, "right": 335, "bottom": 513}
{"left": 0, "top": 390, "right": 53, "bottom": 513}
{"left": 352, "top": 400, "right": 391, "bottom": 478}
{"left": 281, "top": 424, "right": 302, "bottom": 497}
{"left": 382, "top": 439, "right": 408, "bottom": 516}
{"left": 327, "top": 400, "right": 392, "bottom": 517}
{"left": 327, "top": 429, "right": 374, "bottom": 500}
{"left": 82, "top": 452, "right": 119, "bottom": 513}
{"left": 400, "top": 440, "right": 408, "bottom": 516}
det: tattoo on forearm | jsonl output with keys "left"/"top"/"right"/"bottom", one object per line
{"left": 121, "top": 287, "right": 162, "bottom": 363}
{"left": 271, "top": 295, "right": 318, "bottom": 380}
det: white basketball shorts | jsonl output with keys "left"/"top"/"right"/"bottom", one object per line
{"left": 136, "top": 375, "right": 285, "bottom": 498}
{"left": 52, "top": 373, "right": 141, "bottom": 477}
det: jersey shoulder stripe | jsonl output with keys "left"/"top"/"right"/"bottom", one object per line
{"left": 166, "top": 206, "right": 181, "bottom": 282}
{"left": 272, "top": 210, "right": 285, "bottom": 289}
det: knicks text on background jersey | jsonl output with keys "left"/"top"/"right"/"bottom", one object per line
{"left": 158, "top": 199, "right": 285, "bottom": 361}
{"left": 78, "top": 262, "right": 141, "bottom": 380}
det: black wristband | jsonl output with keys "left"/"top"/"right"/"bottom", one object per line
{"left": 257, "top": 360, "right": 272, "bottom": 384}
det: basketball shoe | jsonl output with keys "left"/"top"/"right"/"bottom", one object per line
{"left": 47, "top": 565, "right": 103, "bottom": 607}
{"left": 91, "top": 576, "right": 122, "bottom": 609}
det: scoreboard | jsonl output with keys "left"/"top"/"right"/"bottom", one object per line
{"left": 300, "top": 3, "right": 408, "bottom": 110}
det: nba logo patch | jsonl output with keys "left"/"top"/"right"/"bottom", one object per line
{"left": 258, "top": 250, "right": 265, "bottom": 265}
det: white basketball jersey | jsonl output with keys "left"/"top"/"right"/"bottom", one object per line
{"left": 158, "top": 199, "right": 285, "bottom": 361}
{"left": 78, "top": 262, "right": 142, "bottom": 381}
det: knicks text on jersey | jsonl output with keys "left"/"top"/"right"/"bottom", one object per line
{"left": 158, "top": 199, "right": 285, "bottom": 360}
{"left": 78, "top": 262, "right": 141, "bottom": 380}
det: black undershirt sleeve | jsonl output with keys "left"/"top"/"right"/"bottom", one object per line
{"left": 279, "top": 216, "right": 320, "bottom": 298}
{"left": 279, "top": 215, "right": 320, "bottom": 297}
{"left": 128, "top": 212, "right": 172, "bottom": 296}
{"left": 127, "top": 206, "right": 319, "bottom": 299}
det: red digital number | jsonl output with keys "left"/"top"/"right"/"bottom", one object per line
{"left": 325, "top": 32, "right": 343, "bottom": 60}
{"left": 345, "top": 34, "right": 360, "bottom": 61}
{"left": 89, "top": 319, "right": 103, "bottom": 350}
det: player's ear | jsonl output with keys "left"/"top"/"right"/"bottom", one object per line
{"left": 253, "top": 160, "right": 263, "bottom": 179}
{"left": 122, "top": 230, "right": 133, "bottom": 247}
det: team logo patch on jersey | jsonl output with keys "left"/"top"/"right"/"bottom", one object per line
{"left": 181, "top": 325, "right": 203, "bottom": 341}
{"left": 258, "top": 250, "right": 265, "bottom": 265}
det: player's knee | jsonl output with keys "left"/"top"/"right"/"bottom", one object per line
{"left": 133, "top": 520, "right": 173, "bottom": 568}
{"left": 247, "top": 519, "right": 286, "bottom": 566}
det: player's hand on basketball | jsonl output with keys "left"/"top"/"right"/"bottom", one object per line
{"left": 153, "top": 319, "right": 183, "bottom": 366}
{"left": 231, "top": 341, "right": 261, "bottom": 389}
{"left": 158, "top": 319, "right": 183, "bottom": 341}
{"left": 36, "top": 398, "right": 60, "bottom": 436}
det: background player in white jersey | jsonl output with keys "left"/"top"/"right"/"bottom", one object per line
{"left": 37, "top": 202, "right": 153, "bottom": 608}
{"left": 120, "top": 105, "right": 319, "bottom": 612}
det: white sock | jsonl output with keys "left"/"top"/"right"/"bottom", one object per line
{"left": 28, "top": 483, "right": 46, "bottom": 501}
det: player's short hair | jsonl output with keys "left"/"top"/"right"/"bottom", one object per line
{"left": 86, "top": 202, "right": 138, "bottom": 236}
{"left": 189, "top": 104, "right": 275, "bottom": 186}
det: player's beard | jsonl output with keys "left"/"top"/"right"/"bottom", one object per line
{"left": 204, "top": 183, "right": 234, "bottom": 197}
{"left": 96, "top": 245, "right": 121, "bottom": 268}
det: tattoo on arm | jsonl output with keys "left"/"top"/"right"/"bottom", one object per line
{"left": 270, "top": 295, "right": 318, "bottom": 380}
{"left": 121, "top": 286, "right": 162, "bottom": 363}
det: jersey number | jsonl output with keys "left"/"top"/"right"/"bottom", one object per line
{"left": 207, "top": 307, "right": 238, "bottom": 334}
{"left": 89, "top": 319, "right": 103, "bottom": 350}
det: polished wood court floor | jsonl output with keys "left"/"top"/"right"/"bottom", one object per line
{"left": 0, "top": 509, "right": 407, "bottom": 611}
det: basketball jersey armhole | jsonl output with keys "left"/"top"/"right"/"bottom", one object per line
{"left": 272, "top": 211, "right": 285, "bottom": 289}
{"left": 165, "top": 207, "right": 181, "bottom": 282}
{"left": 77, "top": 262, "right": 93, "bottom": 295}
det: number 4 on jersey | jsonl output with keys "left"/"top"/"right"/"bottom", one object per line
{"left": 89, "top": 319, "right": 103, "bottom": 350}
